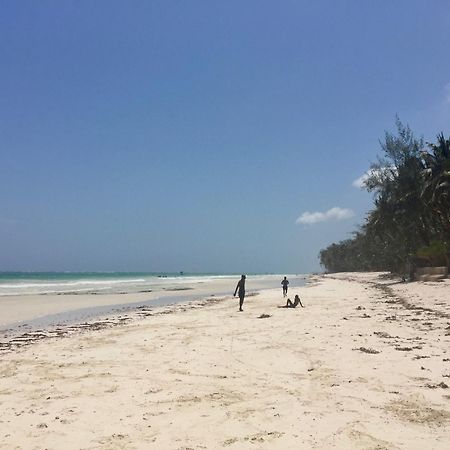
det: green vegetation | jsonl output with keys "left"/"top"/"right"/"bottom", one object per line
{"left": 319, "top": 119, "right": 450, "bottom": 277}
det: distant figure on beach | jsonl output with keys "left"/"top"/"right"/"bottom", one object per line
{"left": 279, "top": 294, "right": 304, "bottom": 308}
{"left": 234, "top": 275, "right": 246, "bottom": 312}
{"left": 281, "top": 276, "right": 289, "bottom": 297}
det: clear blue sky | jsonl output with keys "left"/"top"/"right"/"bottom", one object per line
{"left": 1, "top": 1, "right": 450, "bottom": 273}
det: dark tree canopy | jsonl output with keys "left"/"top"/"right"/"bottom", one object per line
{"left": 319, "top": 120, "right": 450, "bottom": 276}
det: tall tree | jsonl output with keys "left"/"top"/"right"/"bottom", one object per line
{"left": 421, "top": 133, "right": 450, "bottom": 266}
{"left": 364, "top": 118, "right": 428, "bottom": 273}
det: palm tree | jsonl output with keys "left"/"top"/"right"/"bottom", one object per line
{"left": 421, "top": 133, "right": 450, "bottom": 267}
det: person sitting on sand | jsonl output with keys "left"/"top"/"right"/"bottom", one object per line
{"left": 280, "top": 294, "right": 304, "bottom": 308}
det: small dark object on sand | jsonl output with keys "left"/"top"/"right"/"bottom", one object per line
{"left": 385, "top": 316, "right": 397, "bottom": 321}
{"left": 426, "top": 382, "right": 449, "bottom": 389}
{"left": 258, "top": 314, "right": 271, "bottom": 319}
{"left": 374, "top": 331, "right": 393, "bottom": 339}
{"left": 355, "top": 347, "right": 380, "bottom": 354}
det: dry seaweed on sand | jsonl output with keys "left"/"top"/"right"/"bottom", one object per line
{"left": 354, "top": 347, "right": 381, "bottom": 354}
{"left": 426, "top": 382, "right": 449, "bottom": 389}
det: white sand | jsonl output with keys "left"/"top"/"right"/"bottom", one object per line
{"left": 0, "top": 273, "right": 449, "bottom": 449}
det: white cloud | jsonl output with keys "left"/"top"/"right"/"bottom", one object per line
{"left": 296, "top": 207, "right": 354, "bottom": 225}
{"left": 352, "top": 172, "right": 370, "bottom": 189}
{"left": 353, "top": 168, "right": 377, "bottom": 189}
{"left": 352, "top": 167, "right": 397, "bottom": 189}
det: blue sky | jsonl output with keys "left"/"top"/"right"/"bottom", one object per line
{"left": 1, "top": 1, "right": 450, "bottom": 273}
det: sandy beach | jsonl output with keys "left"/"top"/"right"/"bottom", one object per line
{"left": 1, "top": 273, "right": 449, "bottom": 449}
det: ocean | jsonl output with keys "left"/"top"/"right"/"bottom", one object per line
{"left": 0, "top": 272, "right": 243, "bottom": 297}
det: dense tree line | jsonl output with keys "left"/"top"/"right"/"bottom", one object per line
{"left": 319, "top": 119, "right": 450, "bottom": 276}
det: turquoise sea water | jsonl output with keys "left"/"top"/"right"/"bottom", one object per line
{"left": 0, "top": 272, "right": 264, "bottom": 296}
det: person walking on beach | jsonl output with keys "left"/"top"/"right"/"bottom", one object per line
{"left": 281, "top": 276, "right": 289, "bottom": 297}
{"left": 234, "top": 275, "right": 246, "bottom": 312}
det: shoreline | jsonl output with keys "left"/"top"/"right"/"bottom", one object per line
{"left": 0, "top": 275, "right": 307, "bottom": 355}
{"left": 0, "top": 294, "right": 230, "bottom": 357}
{"left": 1, "top": 272, "right": 449, "bottom": 449}
{"left": 0, "top": 274, "right": 305, "bottom": 328}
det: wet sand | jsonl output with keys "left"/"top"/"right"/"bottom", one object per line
{"left": 0, "top": 273, "right": 449, "bottom": 449}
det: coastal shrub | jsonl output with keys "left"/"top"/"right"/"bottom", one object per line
{"left": 416, "top": 240, "right": 449, "bottom": 267}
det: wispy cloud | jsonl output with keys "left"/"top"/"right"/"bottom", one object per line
{"left": 296, "top": 207, "right": 354, "bottom": 225}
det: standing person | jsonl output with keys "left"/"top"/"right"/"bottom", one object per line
{"left": 281, "top": 276, "right": 289, "bottom": 297}
{"left": 234, "top": 275, "right": 246, "bottom": 312}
